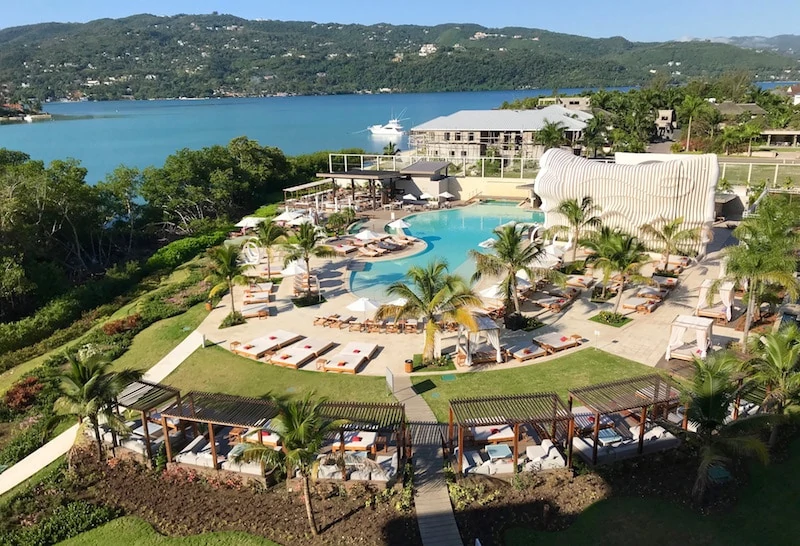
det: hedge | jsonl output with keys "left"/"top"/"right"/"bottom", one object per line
{"left": 0, "top": 501, "right": 120, "bottom": 546}
{"left": 145, "top": 230, "right": 226, "bottom": 271}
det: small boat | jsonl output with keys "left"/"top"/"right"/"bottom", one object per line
{"left": 368, "top": 109, "right": 407, "bottom": 136}
{"left": 23, "top": 115, "right": 33, "bottom": 123}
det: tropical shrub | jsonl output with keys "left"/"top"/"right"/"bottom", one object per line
{"left": 0, "top": 501, "right": 120, "bottom": 546}
{"left": 4, "top": 377, "right": 43, "bottom": 412}
{"left": 101, "top": 314, "right": 141, "bottom": 336}
{"left": 145, "top": 231, "right": 227, "bottom": 271}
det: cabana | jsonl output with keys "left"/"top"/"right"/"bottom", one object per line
{"left": 568, "top": 374, "right": 681, "bottom": 465}
{"left": 666, "top": 315, "right": 714, "bottom": 361}
{"left": 696, "top": 279, "right": 735, "bottom": 323}
{"left": 114, "top": 380, "right": 182, "bottom": 461}
{"left": 455, "top": 315, "right": 503, "bottom": 366}
{"left": 448, "top": 393, "right": 574, "bottom": 474}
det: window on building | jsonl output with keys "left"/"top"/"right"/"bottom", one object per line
{"left": 449, "top": 150, "right": 456, "bottom": 156}
{"left": 461, "top": 151, "right": 467, "bottom": 157}
{"left": 444, "top": 132, "right": 450, "bottom": 141}
{"left": 468, "top": 132, "right": 474, "bottom": 142}
{"left": 455, "top": 132, "right": 461, "bottom": 141}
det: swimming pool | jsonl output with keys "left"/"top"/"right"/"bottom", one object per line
{"left": 350, "top": 204, "right": 545, "bottom": 301}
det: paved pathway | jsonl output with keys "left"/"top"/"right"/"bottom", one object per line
{"left": 395, "top": 375, "right": 463, "bottom": 546}
{"left": 0, "top": 332, "right": 205, "bottom": 497}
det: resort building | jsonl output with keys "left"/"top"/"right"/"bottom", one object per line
{"left": 409, "top": 106, "right": 593, "bottom": 160}
{"left": 537, "top": 96, "right": 592, "bottom": 111}
{"left": 531, "top": 149, "right": 718, "bottom": 256}
{"left": 655, "top": 109, "right": 676, "bottom": 138}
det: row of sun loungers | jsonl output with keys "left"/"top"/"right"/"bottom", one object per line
{"left": 313, "top": 314, "right": 422, "bottom": 333}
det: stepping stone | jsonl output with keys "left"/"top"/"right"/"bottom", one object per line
{"left": 441, "top": 374, "right": 456, "bottom": 381}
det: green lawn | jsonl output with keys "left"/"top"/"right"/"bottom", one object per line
{"left": 505, "top": 437, "right": 800, "bottom": 545}
{"left": 109, "top": 303, "right": 207, "bottom": 374}
{"left": 411, "top": 349, "right": 655, "bottom": 422}
{"left": 165, "top": 345, "right": 390, "bottom": 403}
{"left": 60, "top": 516, "right": 279, "bottom": 546}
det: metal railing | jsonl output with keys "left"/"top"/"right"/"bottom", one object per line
{"left": 327, "top": 153, "right": 540, "bottom": 180}
{"left": 719, "top": 161, "right": 800, "bottom": 188}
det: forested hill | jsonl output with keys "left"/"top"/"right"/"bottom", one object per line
{"left": 0, "top": 14, "right": 796, "bottom": 101}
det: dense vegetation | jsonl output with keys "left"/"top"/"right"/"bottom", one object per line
{"left": 0, "top": 14, "right": 796, "bottom": 102}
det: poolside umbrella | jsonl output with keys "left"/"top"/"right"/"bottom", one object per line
{"left": 402, "top": 193, "right": 417, "bottom": 200}
{"left": 387, "top": 219, "right": 411, "bottom": 230}
{"left": 281, "top": 261, "right": 307, "bottom": 276}
{"left": 478, "top": 238, "right": 496, "bottom": 249}
{"left": 479, "top": 284, "right": 505, "bottom": 300}
{"left": 355, "top": 229, "right": 384, "bottom": 241}
{"left": 386, "top": 297, "right": 408, "bottom": 307}
{"left": 347, "top": 297, "right": 380, "bottom": 320}
{"left": 274, "top": 210, "right": 303, "bottom": 222}
{"left": 439, "top": 191, "right": 455, "bottom": 199}
{"left": 288, "top": 215, "right": 312, "bottom": 226}
{"left": 235, "top": 216, "right": 266, "bottom": 229}
{"left": 419, "top": 192, "right": 434, "bottom": 200}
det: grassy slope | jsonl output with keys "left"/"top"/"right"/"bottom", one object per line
{"left": 411, "top": 348, "right": 655, "bottom": 422}
{"left": 165, "top": 345, "right": 390, "bottom": 403}
{"left": 60, "top": 516, "right": 279, "bottom": 546}
{"left": 506, "top": 437, "right": 800, "bottom": 546}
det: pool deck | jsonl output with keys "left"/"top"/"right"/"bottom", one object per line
{"left": 196, "top": 217, "right": 740, "bottom": 378}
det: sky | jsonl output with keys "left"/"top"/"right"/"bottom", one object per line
{"left": 4, "top": 0, "right": 799, "bottom": 41}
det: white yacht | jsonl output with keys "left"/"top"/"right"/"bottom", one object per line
{"left": 368, "top": 110, "right": 407, "bottom": 136}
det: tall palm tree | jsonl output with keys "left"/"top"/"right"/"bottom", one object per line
{"left": 375, "top": 260, "right": 481, "bottom": 362}
{"left": 231, "top": 394, "right": 347, "bottom": 536}
{"left": 582, "top": 226, "right": 619, "bottom": 299}
{"left": 536, "top": 120, "right": 566, "bottom": 150}
{"left": 282, "top": 222, "right": 336, "bottom": 296}
{"left": 256, "top": 222, "right": 287, "bottom": 280}
{"left": 383, "top": 141, "right": 399, "bottom": 155}
{"left": 469, "top": 224, "right": 560, "bottom": 314}
{"left": 719, "top": 125, "right": 743, "bottom": 155}
{"left": 552, "top": 196, "right": 602, "bottom": 262}
{"left": 585, "top": 230, "right": 649, "bottom": 315}
{"left": 55, "top": 351, "right": 141, "bottom": 459}
{"left": 740, "top": 122, "right": 762, "bottom": 157}
{"left": 206, "top": 244, "right": 248, "bottom": 314}
{"left": 746, "top": 323, "right": 800, "bottom": 447}
{"left": 678, "top": 94, "right": 707, "bottom": 152}
{"left": 582, "top": 115, "right": 606, "bottom": 157}
{"left": 639, "top": 216, "right": 700, "bottom": 270}
{"left": 677, "top": 351, "right": 770, "bottom": 503}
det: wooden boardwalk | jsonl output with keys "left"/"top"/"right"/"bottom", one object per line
{"left": 395, "top": 376, "right": 464, "bottom": 546}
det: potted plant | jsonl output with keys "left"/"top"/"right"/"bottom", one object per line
{"left": 205, "top": 299, "right": 214, "bottom": 312}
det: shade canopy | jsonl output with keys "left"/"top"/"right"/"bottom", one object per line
{"left": 439, "top": 191, "right": 455, "bottom": 199}
{"left": 354, "top": 229, "right": 384, "bottom": 241}
{"left": 419, "top": 192, "right": 434, "bottom": 200}
{"left": 288, "top": 216, "right": 312, "bottom": 226}
{"left": 235, "top": 216, "right": 266, "bottom": 229}
{"left": 697, "top": 278, "right": 735, "bottom": 321}
{"left": 478, "top": 238, "right": 496, "bottom": 249}
{"left": 273, "top": 210, "right": 304, "bottom": 222}
{"left": 387, "top": 219, "right": 411, "bottom": 229}
{"left": 479, "top": 284, "right": 505, "bottom": 300}
{"left": 402, "top": 193, "right": 417, "bottom": 200}
{"left": 281, "top": 261, "right": 308, "bottom": 276}
{"left": 386, "top": 297, "right": 408, "bottom": 307}
{"left": 543, "top": 243, "right": 565, "bottom": 257}
{"left": 347, "top": 297, "right": 381, "bottom": 313}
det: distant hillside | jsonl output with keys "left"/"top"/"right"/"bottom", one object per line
{"left": 0, "top": 14, "right": 796, "bottom": 100}
{"left": 716, "top": 35, "right": 800, "bottom": 60}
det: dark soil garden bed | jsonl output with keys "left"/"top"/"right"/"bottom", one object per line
{"left": 589, "top": 312, "right": 632, "bottom": 328}
{"left": 72, "top": 447, "right": 420, "bottom": 546}
{"left": 451, "top": 447, "right": 743, "bottom": 546}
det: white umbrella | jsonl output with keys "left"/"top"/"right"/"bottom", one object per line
{"left": 281, "top": 261, "right": 307, "bottom": 276}
{"left": 419, "top": 192, "right": 434, "bottom": 200}
{"left": 386, "top": 297, "right": 408, "bottom": 307}
{"left": 439, "top": 191, "right": 455, "bottom": 199}
{"left": 543, "top": 243, "right": 565, "bottom": 257}
{"left": 387, "top": 219, "right": 411, "bottom": 230}
{"left": 288, "top": 216, "right": 312, "bottom": 226}
{"left": 274, "top": 210, "right": 303, "bottom": 222}
{"left": 515, "top": 276, "right": 532, "bottom": 289}
{"left": 478, "top": 238, "right": 496, "bottom": 249}
{"left": 235, "top": 216, "right": 266, "bottom": 229}
{"left": 346, "top": 297, "right": 381, "bottom": 320}
{"left": 479, "top": 284, "right": 505, "bottom": 300}
{"left": 355, "top": 229, "right": 384, "bottom": 241}
{"left": 402, "top": 193, "right": 417, "bottom": 200}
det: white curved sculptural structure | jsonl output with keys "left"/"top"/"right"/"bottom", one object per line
{"left": 533, "top": 149, "right": 718, "bottom": 256}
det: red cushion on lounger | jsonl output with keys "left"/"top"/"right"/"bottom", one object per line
{"left": 337, "top": 361, "right": 346, "bottom": 366}
{"left": 522, "top": 348, "right": 531, "bottom": 354}
{"left": 303, "top": 345, "right": 312, "bottom": 349}
{"left": 587, "top": 416, "right": 595, "bottom": 423}
{"left": 558, "top": 299, "right": 565, "bottom": 304}
{"left": 560, "top": 336, "right": 568, "bottom": 342}
{"left": 353, "top": 349, "right": 361, "bottom": 354}
{"left": 490, "top": 428, "right": 500, "bottom": 434}
{"left": 353, "top": 436, "right": 362, "bottom": 442}
{"left": 269, "top": 336, "right": 277, "bottom": 340}
{"left": 280, "top": 354, "right": 290, "bottom": 359}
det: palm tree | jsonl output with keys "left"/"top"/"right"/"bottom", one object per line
{"left": 719, "top": 125, "right": 743, "bottom": 156}
{"left": 256, "top": 222, "right": 287, "bottom": 280}
{"left": 469, "top": 224, "right": 560, "bottom": 315}
{"left": 740, "top": 122, "right": 762, "bottom": 157}
{"left": 678, "top": 94, "right": 707, "bottom": 152}
{"left": 677, "top": 351, "right": 770, "bottom": 503}
{"left": 536, "top": 120, "right": 566, "bottom": 150}
{"left": 231, "top": 394, "right": 347, "bottom": 536}
{"left": 383, "top": 141, "right": 399, "bottom": 155}
{"left": 585, "top": 230, "right": 649, "bottom": 315}
{"left": 639, "top": 216, "right": 700, "bottom": 270}
{"left": 206, "top": 244, "right": 248, "bottom": 315}
{"left": 375, "top": 260, "right": 481, "bottom": 362}
{"left": 282, "top": 222, "right": 336, "bottom": 296}
{"left": 582, "top": 226, "right": 619, "bottom": 299}
{"left": 551, "top": 196, "right": 602, "bottom": 262}
{"left": 746, "top": 323, "right": 800, "bottom": 447}
{"left": 55, "top": 350, "right": 141, "bottom": 459}
{"left": 582, "top": 115, "right": 606, "bottom": 157}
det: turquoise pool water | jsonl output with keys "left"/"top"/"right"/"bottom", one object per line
{"left": 350, "top": 204, "right": 544, "bottom": 301}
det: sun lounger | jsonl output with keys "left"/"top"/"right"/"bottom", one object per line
{"left": 330, "top": 430, "right": 378, "bottom": 454}
{"left": 243, "top": 294, "right": 270, "bottom": 305}
{"left": 333, "top": 316, "right": 356, "bottom": 329}
{"left": 322, "top": 353, "right": 368, "bottom": 374}
{"left": 333, "top": 244, "right": 357, "bottom": 255}
{"left": 377, "top": 240, "right": 402, "bottom": 252}
{"left": 339, "top": 341, "right": 379, "bottom": 359}
{"left": 404, "top": 319, "right": 419, "bottom": 333}
{"left": 656, "top": 261, "right": 684, "bottom": 274}
{"left": 697, "top": 304, "right": 729, "bottom": 323}
{"left": 623, "top": 297, "right": 660, "bottom": 313}
{"left": 668, "top": 342, "right": 705, "bottom": 361}
{"left": 534, "top": 332, "right": 581, "bottom": 353}
{"left": 292, "top": 337, "right": 335, "bottom": 356}
{"left": 388, "top": 236, "right": 410, "bottom": 247}
{"left": 530, "top": 295, "right": 572, "bottom": 312}
{"left": 565, "top": 275, "right": 594, "bottom": 289}
{"left": 471, "top": 424, "right": 515, "bottom": 443}
{"left": 314, "top": 314, "right": 335, "bottom": 326}
{"left": 357, "top": 247, "right": 380, "bottom": 258}
{"left": 366, "top": 320, "right": 385, "bottom": 333}
{"left": 651, "top": 275, "right": 678, "bottom": 289}
{"left": 663, "top": 255, "right": 691, "bottom": 267}
{"left": 366, "top": 244, "right": 388, "bottom": 255}
{"left": 247, "top": 282, "right": 274, "bottom": 293}
{"left": 241, "top": 303, "right": 270, "bottom": 319}
{"left": 635, "top": 286, "right": 668, "bottom": 301}
{"left": 233, "top": 330, "right": 304, "bottom": 359}
{"left": 508, "top": 343, "right": 547, "bottom": 361}
{"left": 242, "top": 428, "right": 281, "bottom": 447}
{"left": 525, "top": 439, "right": 566, "bottom": 471}
{"left": 269, "top": 346, "right": 316, "bottom": 369}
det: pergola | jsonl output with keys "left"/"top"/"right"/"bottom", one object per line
{"left": 568, "top": 374, "right": 681, "bottom": 465}
{"left": 315, "top": 169, "right": 406, "bottom": 209}
{"left": 448, "top": 392, "right": 574, "bottom": 473}
{"left": 282, "top": 179, "right": 335, "bottom": 202}
{"left": 115, "top": 380, "right": 182, "bottom": 461}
